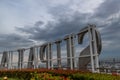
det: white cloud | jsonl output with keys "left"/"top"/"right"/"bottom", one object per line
{"left": 0, "top": 0, "right": 104, "bottom": 34}
{"left": 0, "top": 0, "right": 52, "bottom": 34}
{"left": 70, "top": 0, "right": 104, "bottom": 13}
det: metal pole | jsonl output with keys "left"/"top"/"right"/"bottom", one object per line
{"left": 22, "top": 50, "right": 24, "bottom": 69}
{"left": 47, "top": 43, "right": 50, "bottom": 69}
{"left": 69, "top": 35, "right": 73, "bottom": 70}
{"left": 92, "top": 26, "right": 99, "bottom": 72}
{"left": 6, "top": 52, "right": 9, "bottom": 69}
{"left": 55, "top": 40, "right": 62, "bottom": 68}
{"left": 88, "top": 26, "right": 95, "bottom": 72}
{"left": 50, "top": 44, "right": 53, "bottom": 69}
{"left": 73, "top": 35, "right": 77, "bottom": 69}
{"left": 20, "top": 50, "right": 21, "bottom": 69}
{"left": 8, "top": 51, "right": 10, "bottom": 69}
{"left": 33, "top": 47, "right": 36, "bottom": 69}
{"left": 36, "top": 47, "right": 39, "bottom": 68}
{"left": 49, "top": 43, "right": 53, "bottom": 69}
{"left": 11, "top": 51, "right": 13, "bottom": 69}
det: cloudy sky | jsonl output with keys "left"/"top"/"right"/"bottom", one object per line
{"left": 0, "top": 0, "right": 120, "bottom": 60}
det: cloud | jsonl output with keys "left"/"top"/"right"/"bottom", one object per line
{"left": 94, "top": 0, "right": 120, "bottom": 18}
{"left": 93, "top": 0, "right": 120, "bottom": 58}
{"left": 16, "top": 12, "right": 90, "bottom": 42}
{"left": 1, "top": 0, "right": 97, "bottom": 52}
{"left": 0, "top": 33, "right": 34, "bottom": 51}
{"left": 0, "top": 0, "right": 120, "bottom": 59}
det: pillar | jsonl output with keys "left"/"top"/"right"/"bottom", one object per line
{"left": 64, "top": 34, "right": 75, "bottom": 69}
{"left": 88, "top": 26, "right": 95, "bottom": 72}
{"left": 18, "top": 49, "right": 25, "bottom": 69}
{"left": 55, "top": 40, "right": 62, "bottom": 68}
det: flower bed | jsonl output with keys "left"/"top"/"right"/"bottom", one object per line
{"left": 30, "top": 72, "right": 71, "bottom": 80}
{"left": 0, "top": 69, "right": 120, "bottom": 80}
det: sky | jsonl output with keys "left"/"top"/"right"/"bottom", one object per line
{"left": 0, "top": 0, "right": 120, "bottom": 60}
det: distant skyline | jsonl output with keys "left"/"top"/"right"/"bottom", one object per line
{"left": 0, "top": 0, "right": 120, "bottom": 59}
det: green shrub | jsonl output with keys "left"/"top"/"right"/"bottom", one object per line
{"left": 0, "top": 69, "right": 120, "bottom": 80}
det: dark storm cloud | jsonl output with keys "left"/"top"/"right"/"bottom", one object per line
{"left": 2, "top": 0, "right": 119, "bottom": 59}
{"left": 94, "top": 0, "right": 120, "bottom": 18}
{"left": 0, "top": 34, "right": 33, "bottom": 51}
{"left": 90, "top": 0, "right": 120, "bottom": 54}
{"left": 101, "top": 18, "right": 120, "bottom": 51}
{"left": 94, "top": 1, "right": 120, "bottom": 58}
{"left": 16, "top": 21, "right": 44, "bottom": 35}
{"left": 15, "top": 0, "right": 120, "bottom": 47}
{"left": 16, "top": 12, "right": 90, "bottom": 41}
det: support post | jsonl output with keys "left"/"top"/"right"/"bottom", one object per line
{"left": 18, "top": 49, "right": 24, "bottom": 69}
{"left": 47, "top": 43, "right": 53, "bottom": 69}
{"left": 55, "top": 40, "right": 62, "bottom": 69}
{"left": 92, "top": 26, "right": 100, "bottom": 72}
{"left": 8, "top": 51, "right": 11, "bottom": 69}
{"left": 64, "top": 34, "right": 75, "bottom": 70}
{"left": 69, "top": 35, "right": 73, "bottom": 70}
{"left": 88, "top": 26, "right": 95, "bottom": 72}
{"left": 33, "top": 47, "right": 36, "bottom": 69}
{"left": 36, "top": 47, "right": 39, "bottom": 68}
{"left": 49, "top": 43, "right": 53, "bottom": 69}
{"left": 72, "top": 35, "right": 77, "bottom": 69}
{"left": 47, "top": 43, "right": 50, "bottom": 69}
{"left": 11, "top": 51, "right": 13, "bottom": 69}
